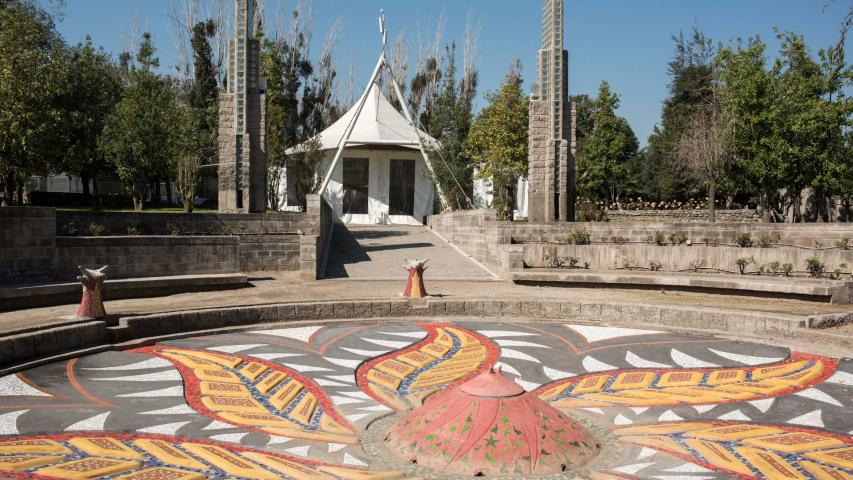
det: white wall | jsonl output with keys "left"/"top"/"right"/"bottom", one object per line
{"left": 321, "top": 147, "right": 435, "bottom": 225}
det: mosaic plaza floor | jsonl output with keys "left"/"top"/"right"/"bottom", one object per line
{"left": 0, "top": 320, "right": 849, "bottom": 479}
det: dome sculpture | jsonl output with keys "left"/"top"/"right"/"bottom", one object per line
{"left": 384, "top": 367, "right": 600, "bottom": 477}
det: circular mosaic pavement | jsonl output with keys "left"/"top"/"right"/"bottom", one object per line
{"left": 0, "top": 320, "right": 850, "bottom": 479}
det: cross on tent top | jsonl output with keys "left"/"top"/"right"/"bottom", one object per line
{"left": 379, "top": 9, "right": 387, "bottom": 52}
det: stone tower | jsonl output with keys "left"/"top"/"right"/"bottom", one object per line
{"left": 218, "top": 0, "right": 267, "bottom": 213}
{"left": 528, "top": 0, "right": 576, "bottom": 222}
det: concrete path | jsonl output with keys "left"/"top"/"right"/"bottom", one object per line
{"left": 323, "top": 225, "right": 496, "bottom": 280}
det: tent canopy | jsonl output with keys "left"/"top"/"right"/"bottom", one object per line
{"left": 287, "top": 84, "right": 437, "bottom": 154}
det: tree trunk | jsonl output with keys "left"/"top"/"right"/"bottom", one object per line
{"left": 165, "top": 178, "right": 173, "bottom": 207}
{"left": 92, "top": 177, "right": 102, "bottom": 212}
{"left": 153, "top": 179, "right": 161, "bottom": 208}
{"left": 15, "top": 178, "right": 24, "bottom": 206}
{"left": 760, "top": 186, "right": 771, "bottom": 223}
{"left": 132, "top": 180, "right": 145, "bottom": 211}
{"left": 81, "top": 174, "right": 91, "bottom": 205}
{"left": 1, "top": 170, "right": 13, "bottom": 207}
{"left": 708, "top": 177, "right": 716, "bottom": 223}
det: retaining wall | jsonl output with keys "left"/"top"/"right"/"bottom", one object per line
{"left": 0, "top": 208, "right": 56, "bottom": 280}
{"left": 606, "top": 209, "right": 760, "bottom": 223}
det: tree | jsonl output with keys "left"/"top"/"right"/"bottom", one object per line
{"left": 576, "top": 81, "right": 639, "bottom": 205}
{"left": 0, "top": 0, "right": 66, "bottom": 205}
{"left": 101, "top": 33, "right": 180, "bottom": 210}
{"left": 646, "top": 28, "right": 715, "bottom": 201}
{"left": 675, "top": 75, "right": 734, "bottom": 223}
{"left": 56, "top": 37, "right": 122, "bottom": 209}
{"left": 717, "top": 37, "right": 777, "bottom": 221}
{"left": 420, "top": 44, "right": 476, "bottom": 211}
{"left": 464, "top": 64, "right": 529, "bottom": 220}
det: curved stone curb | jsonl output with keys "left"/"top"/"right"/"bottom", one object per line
{"left": 0, "top": 297, "right": 848, "bottom": 375}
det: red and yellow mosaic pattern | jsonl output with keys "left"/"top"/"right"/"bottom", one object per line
{"left": 537, "top": 352, "right": 836, "bottom": 408}
{"left": 132, "top": 346, "right": 358, "bottom": 444}
{"left": 614, "top": 422, "right": 853, "bottom": 480}
{"left": 0, "top": 433, "right": 406, "bottom": 479}
{"left": 356, "top": 324, "right": 500, "bottom": 411}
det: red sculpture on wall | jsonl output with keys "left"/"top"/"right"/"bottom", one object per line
{"left": 402, "top": 259, "right": 429, "bottom": 299}
{"left": 76, "top": 266, "right": 108, "bottom": 319}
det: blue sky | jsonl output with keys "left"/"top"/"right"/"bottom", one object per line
{"left": 47, "top": 0, "right": 850, "bottom": 145}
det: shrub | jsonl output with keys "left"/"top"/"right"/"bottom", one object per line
{"left": 689, "top": 258, "right": 706, "bottom": 272}
{"left": 623, "top": 258, "right": 637, "bottom": 270}
{"left": 611, "top": 236, "right": 628, "bottom": 245}
{"left": 830, "top": 263, "right": 848, "bottom": 280}
{"left": 61, "top": 222, "right": 79, "bottom": 236}
{"left": 239, "top": 223, "right": 248, "bottom": 235}
{"left": 166, "top": 222, "right": 181, "bottom": 236}
{"left": 205, "top": 223, "right": 217, "bottom": 235}
{"left": 836, "top": 239, "right": 850, "bottom": 250}
{"left": 568, "top": 256, "right": 580, "bottom": 269}
{"left": 88, "top": 222, "right": 106, "bottom": 236}
{"left": 757, "top": 233, "right": 774, "bottom": 248}
{"left": 569, "top": 229, "right": 591, "bottom": 245}
{"left": 583, "top": 261, "right": 590, "bottom": 269}
{"left": 806, "top": 257, "right": 825, "bottom": 278}
{"left": 126, "top": 225, "right": 140, "bottom": 235}
{"left": 648, "top": 231, "right": 667, "bottom": 246}
{"left": 649, "top": 261, "right": 662, "bottom": 271}
{"left": 736, "top": 256, "right": 755, "bottom": 275}
{"left": 768, "top": 261, "right": 781, "bottom": 275}
{"left": 221, "top": 224, "right": 233, "bottom": 235}
{"left": 782, "top": 263, "right": 794, "bottom": 277}
{"left": 546, "top": 255, "right": 580, "bottom": 269}
{"left": 577, "top": 201, "right": 608, "bottom": 222}
{"left": 669, "top": 233, "right": 688, "bottom": 246}
{"left": 734, "top": 233, "right": 753, "bottom": 248}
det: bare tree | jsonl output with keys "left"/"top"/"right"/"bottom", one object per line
{"left": 409, "top": 10, "right": 446, "bottom": 120}
{"left": 676, "top": 87, "right": 735, "bottom": 223}
{"left": 460, "top": 11, "right": 481, "bottom": 111}
{"left": 384, "top": 28, "right": 409, "bottom": 107}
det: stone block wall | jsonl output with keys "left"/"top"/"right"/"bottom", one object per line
{"left": 0, "top": 207, "right": 57, "bottom": 282}
{"left": 527, "top": 100, "right": 555, "bottom": 222}
{"left": 300, "top": 194, "right": 334, "bottom": 279}
{"left": 56, "top": 211, "right": 316, "bottom": 236}
{"left": 427, "top": 209, "right": 521, "bottom": 275}
{"left": 55, "top": 236, "right": 240, "bottom": 278}
{"left": 606, "top": 209, "right": 760, "bottom": 223}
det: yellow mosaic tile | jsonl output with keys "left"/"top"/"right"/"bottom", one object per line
{"left": 166, "top": 350, "right": 242, "bottom": 369}
{"left": 682, "top": 438, "right": 754, "bottom": 476}
{"left": 420, "top": 344, "right": 450, "bottom": 358}
{"left": 200, "top": 381, "right": 252, "bottom": 398}
{"left": 218, "top": 412, "right": 300, "bottom": 429}
{"left": 239, "top": 362, "right": 269, "bottom": 381}
{"left": 657, "top": 371, "right": 703, "bottom": 388}
{"left": 255, "top": 371, "right": 288, "bottom": 394}
{"left": 571, "top": 375, "right": 610, "bottom": 394}
{"left": 735, "top": 446, "right": 807, "bottom": 480}
{"left": 193, "top": 368, "right": 242, "bottom": 384}
{"left": 448, "top": 328, "right": 479, "bottom": 347}
{"left": 612, "top": 422, "right": 709, "bottom": 437}
{"left": 761, "top": 366, "right": 823, "bottom": 387}
{"left": 434, "top": 329, "right": 454, "bottom": 348}
{"left": 750, "top": 360, "right": 809, "bottom": 380}
{"left": 68, "top": 437, "right": 146, "bottom": 461}
{"left": 618, "top": 435, "right": 691, "bottom": 457}
{"left": 132, "top": 439, "right": 207, "bottom": 471}
{"left": 800, "top": 460, "right": 853, "bottom": 480}
{"left": 37, "top": 457, "right": 141, "bottom": 479}
{"left": 367, "top": 369, "right": 402, "bottom": 390}
{"left": 610, "top": 372, "right": 656, "bottom": 390}
{"left": 268, "top": 380, "right": 304, "bottom": 410}
{"left": 201, "top": 395, "right": 268, "bottom": 414}
{"left": 0, "top": 439, "right": 70, "bottom": 455}
{"left": 181, "top": 443, "right": 277, "bottom": 479}
{"left": 240, "top": 451, "right": 337, "bottom": 480}
{"left": 687, "top": 424, "right": 783, "bottom": 441}
{"left": 706, "top": 369, "right": 746, "bottom": 385}
{"left": 375, "top": 359, "right": 417, "bottom": 379}
{"left": 805, "top": 446, "right": 853, "bottom": 470}
{"left": 159, "top": 352, "right": 215, "bottom": 369}
{"left": 113, "top": 467, "right": 206, "bottom": 480}
{"left": 320, "top": 414, "right": 354, "bottom": 435}
{"left": 397, "top": 351, "right": 436, "bottom": 368}
{"left": 0, "top": 455, "right": 63, "bottom": 471}
{"left": 290, "top": 393, "right": 318, "bottom": 424}
{"left": 743, "top": 432, "right": 845, "bottom": 453}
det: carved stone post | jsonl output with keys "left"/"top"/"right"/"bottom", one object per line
{"left": 402, "top": 259, "right": 429, "bottom": 299}
{"left": 76, "top": 266, "right": 108, "bottom": 319}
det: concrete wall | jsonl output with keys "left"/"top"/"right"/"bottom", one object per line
{"left": 56, "top": 236, "right": 240, "bottom": 278}
{"left": 606, "top": 209, "right": 760, "bottom": 223}
{"left": 0, "top": 208, "right": 57, "bottom": 281}
{"left": 523, "top": 244, "right": 853, "bottom": 274}
{"left": 300, "top": 194, "right": 334, "bottom": 279}
{"left": 427, "top": 209, "right": 522, "bottom": 276}
{"left": 57, "top": 211, "right": 316, "bottom": 236}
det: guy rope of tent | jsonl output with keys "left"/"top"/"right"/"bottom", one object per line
{"left": 317, "top": 10, "right": 472, "bottom": 211}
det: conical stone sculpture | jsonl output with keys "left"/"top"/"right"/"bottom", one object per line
{"left": 385, "top": 367, "right": 600, "bottom": 477}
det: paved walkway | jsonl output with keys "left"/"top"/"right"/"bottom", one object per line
{"left": 323, "top": 225, "right": 496, "bottom": 280}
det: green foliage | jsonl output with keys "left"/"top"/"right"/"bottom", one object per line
{"left": 734, "top": 233, "right": 753, "bottom": 247}
{"left": 546, "top": 255, "right": 580, "bottom": 269}
{"left": 649, "top": 261, "right": 663, "bottom": 271}
{"left": 757, "top": 233, "right": 774, "bottom": 248}
{"left": 768, "top": 261, "right": 781, "bottom": 275}
{"left": 836, "top": 238, "right": 850, "bottom": 250}
{"left": 736, "top": 256, "right": 756, "bottom": 274}
{"left": 166, "top": 222, "right": 181, "bottom": 236}
{"left": 464, "top": 66, "right": 529, "bottom": 220}
{"left": 806, "top": 256, "right": 826, "bottom": 278}
{"left": 576, "top": 82, "right": 639, "bottom": 203}
{"left": 668, "top": 233, "right": 688, "bottom": 245}
{"left": 782, "top": 263, "right": 794, "bottom": 276}
{"left": 649, "top": 231, "right": 667, "bottom": 246}
{"left": 689, "top": 258, "right": 706, "bottom": 272}
{"left": 576, "top": 200, "right": 608, "bottom": 222}
{"left": 87, "top": 222, "right": 105, "bottom": 236}
{"left": 569, "top": 229, "right": 591, "bottom": 245}
{"left": 100, "top": 33, "right": 180, "bottom": 210}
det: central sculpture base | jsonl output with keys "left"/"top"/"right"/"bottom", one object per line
{"left": 384, "top": 368, "right": 600, "bottom": 477}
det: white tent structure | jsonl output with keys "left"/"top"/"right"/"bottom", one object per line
{"left": 284, "top": 13, "right": 444, "bottom": 225}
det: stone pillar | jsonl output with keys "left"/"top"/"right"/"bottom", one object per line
{"left": 527, "top": 99, "right": 556, "bottom": 223}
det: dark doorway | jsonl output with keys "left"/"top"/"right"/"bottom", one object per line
{"left": 389, "top": 159, "right": 415, "bottom": 216}
{"left": 343, "top": 158, "right": 369, "bottom": 215}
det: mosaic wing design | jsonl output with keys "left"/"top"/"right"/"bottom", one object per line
{"left": 133, "top": 346, "right": 358, "bottom": 444}
{"left": 537, "top": 352, "right": 836, "bottom": 408}
{"left": 356, "top": 324, "right": 500, "bottom": 411}
{"left": 613, "top": 422, "right": 853, "bottom": 480}
{"left": 0, "top": 433, "right": 407, "bottom": 479}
